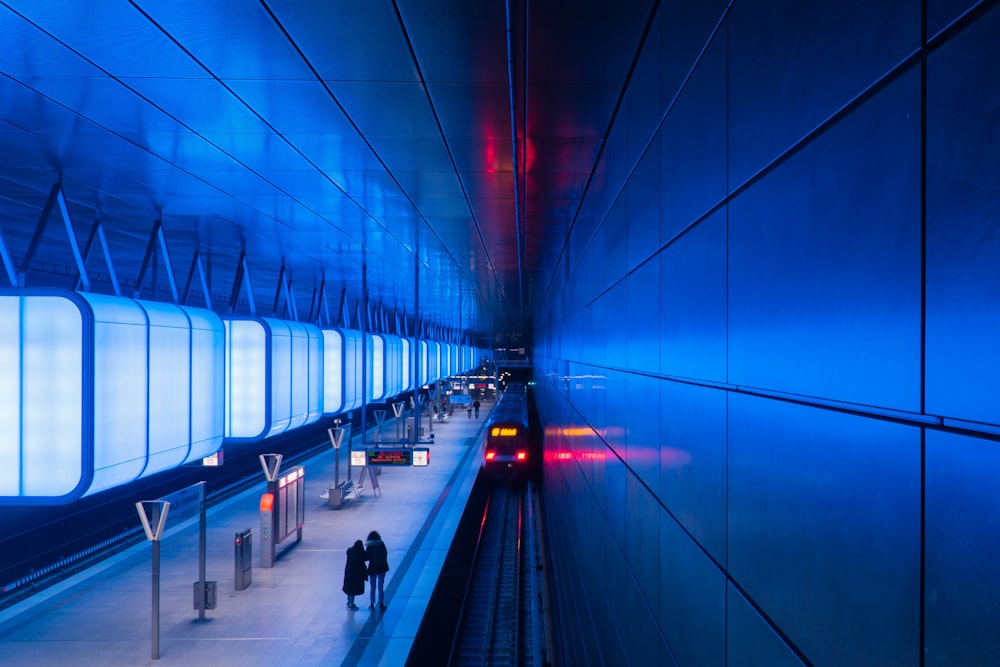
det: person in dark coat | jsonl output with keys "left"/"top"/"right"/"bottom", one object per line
{"left": 473, "top": 399, "right": 481, "bottom": 418}
{"left": 343, "top": 540, "right": 367, "bottom": 610}
{"left": 364, "top": 530, "right": 390, "bottom": 610}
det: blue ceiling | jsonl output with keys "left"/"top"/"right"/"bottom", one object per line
{"left": 0, "top": 0, "right": 654, "bottom": 338}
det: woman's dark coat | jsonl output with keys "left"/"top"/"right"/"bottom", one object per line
{"left": 343, "top": 541, "right": 367, "bottom": 595}
{"left": 365, "top": 538, "right": 390, "bottom": 575}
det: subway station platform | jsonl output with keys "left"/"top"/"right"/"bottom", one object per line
{"left": 0, "top": 408, "right": 490, "bottom": 666}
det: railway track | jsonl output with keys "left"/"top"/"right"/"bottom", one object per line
{"left": 449, "top": 481, "right": 549, "bottom": 667}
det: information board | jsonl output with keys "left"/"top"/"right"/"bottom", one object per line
{"left": 367, "top": 448, "right": 412, "bottom": 466}
{"left": 365, "top": 447, "right": 430, "bottom": 466}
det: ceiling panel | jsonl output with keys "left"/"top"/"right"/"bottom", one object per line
{"left": 0, "top": 0, "right": 657, "bottom": 337}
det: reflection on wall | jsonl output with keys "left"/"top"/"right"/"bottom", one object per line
{"left": 532, "top": 3, "right": 1000, "bottom": 665}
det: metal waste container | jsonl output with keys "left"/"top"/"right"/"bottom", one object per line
{"left": 235, "top": 528, "right": 252, "bottom": 590}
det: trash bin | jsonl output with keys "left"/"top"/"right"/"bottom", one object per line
{"left": 235, "top": 529, "right": 252, "bottom": 590}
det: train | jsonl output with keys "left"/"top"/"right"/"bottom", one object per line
{"left": 482, "top": 382, "right": 538, "bottom": 482}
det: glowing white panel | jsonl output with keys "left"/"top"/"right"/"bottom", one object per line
{"left": 281, "top": 320, "right": 320, "bottom": 431}
{"left": 380, "top": 335, "right": 401, "bottom": 398}
{"left": 144, "top": 302, "right": 192, "bottom": 474}
{"left": 428, "top": 342, "right": 440, "bottom": 383}
{"left": 85, "top": 294, "right": 148, "bottom": 494}
{"left": 268, "top": 319, "right": 294, "bottom": 436}
{"left": 20, "top": 296, "right": 84, "bottom": 498}
{"left": 2, "top": 291, "right": 225, "bottom": 505}
{"left": 188, "top": 309, "right": 225, "bottom": 459}
{"left": 225, "top": 319, "right": 267, "bottom": 439}
{"left": 401, "top": 338, "right": 411, "bottom": 392}
{"left": 442, "top": 343, "right": 452, "bottom": 378}
{"left": 371, "top": 334, "right": 385, "bottom": 401}
{"left": 0, "top": 298, "right": 21, "bottom": 495}
{"left": 419, "top": 340, "right": 428, "bottom": 386}
{"left": 343, "top": 329, "right": 362, "bottom": 411}
{"left": 306, "top": 325, "right": 323, "bottom": 424}
{"left": 323, "top": 329, "right": 345, "bottom": 414}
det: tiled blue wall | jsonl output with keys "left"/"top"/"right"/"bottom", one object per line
{"left": 533, "top": 2, "right": 1000, "bottom": 665}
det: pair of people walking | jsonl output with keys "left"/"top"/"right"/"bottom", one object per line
{"left": 343, "top": 530, "right": 390, "bottom": 611}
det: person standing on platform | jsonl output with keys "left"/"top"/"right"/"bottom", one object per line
{"left": 343, "top": 539, "right": 367, "bottom": 610}
{"left": 473, "top": 399, "right": 481, "bottom": 418}
{"left": 365, "top": 530, "right": 390, "bottom": 610}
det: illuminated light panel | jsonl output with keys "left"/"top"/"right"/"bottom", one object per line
{"left": 491, "top": 427, "right": 519, "bottom": 437}
{"left": 344, "top": 329, "right": 362, "bottom": 411}
{"left": 260, "top": 493, "right": 274, "bottom": 511}
{"left": 375, "top": 334, "right": 402, "bottom": 399}
{"left": 2, "top": 290, "right": 226, "bottom": 505}
{"left": 418, "top": 340, "right": 428, "bottom": 386}
{"left": 401, "top": 338, "right": 411, "bottom": 392}
{"left": 224, "top": 319, "right": 267, "bottom": 439}
{"left": 428, "top": 341, "right": 441, "bottom": 382}
{"left": 322, "top": 329, "right": 344, "bottom": 414}
{"left": 188, "top": 309, "right": 225, "bottom": 460}
{"left": 485, "top": 451, "right": 496, "bottom": 461}
{"left": 516, "top": 451, "right": 527, "bottom": 461}
{"left": 371, "top": 334, "right": 385, "bottom": 401}
{"left": 225, "top": 318, "right": 323, "bottom": 441}
{"left": 323, "top": 328, "right": 363, "bottom": 413}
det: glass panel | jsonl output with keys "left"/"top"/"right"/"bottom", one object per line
{"left": 305, "top": 325, "right": 323, "bottom": 424}
{"left": 267, "top": 318, "right": 292, "bottom": 436}
{"left": 188, "top": 308, "right": 225, "bottom": 459}
{"left": 419, "top": 340, "right": 427, "bottom": 386}
{"left": 285, "top": 321, "right": 309, "bottom": 430}
{"left": 401, "top": 338, "right": 411, "bottom": 391}
{"left": 225, "top": 319, "right": 267, "bottom": 438}
{"left": 21, "top": 296, "right": 84, "bottom": 497}
{"left": 343, "top": 329, "right": 362, "bottom": 411}
{"left": 87, "top": 294, "right": 147, "bottom": 493}
{"left": 0, "top": 297, "right": 21, "bottom": 495}
{"left": 144, "top": 302, "right": 191, "bottom": 473}
{"left": 372, "top": 334, "right": 385, "bottom": 400}
{"left": 322, "top": 329, "right": 344, "bottom": 414}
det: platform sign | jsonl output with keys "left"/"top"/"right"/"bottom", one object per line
{"left": 365, "top": 447, "right": 430, "bottom": 466}
{"left": 351, "top": 450, "right": 367, "bottom": 466}
{"left": 367, "top": 448, "right": 412, "bottom": 465}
